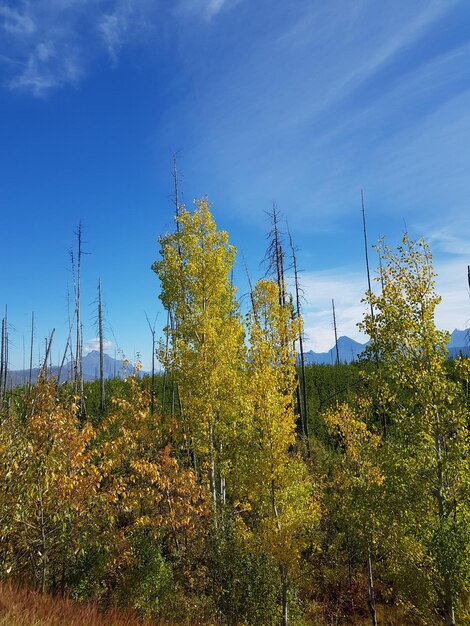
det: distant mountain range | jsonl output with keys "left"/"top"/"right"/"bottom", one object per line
{"left": 4, "top": 330, "right": 470, "bottom": 388}
{"left": 6, "top": 350, "right": 139, "bottom": 388}
{"left": 303, "top": 329, "right": 470, "bottom": 365}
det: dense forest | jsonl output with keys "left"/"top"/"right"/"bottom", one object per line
{"left": 0, "top": 199, "right": 469, "bottom": 626}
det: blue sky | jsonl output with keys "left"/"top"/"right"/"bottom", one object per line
{"left": 1, "top": 0, "right": 469, "bottom": 370}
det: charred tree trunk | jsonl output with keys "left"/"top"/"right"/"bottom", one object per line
{"left": 161, "top": 309, "right": 170, "bottom": 414}
{"left": 40, "top": 329, "right": 55, "bottom": 379}
{"left": 0, "top": 307, "right": 9, "bottom": 403}
{"left": 288, "top": 230, "right": 311, "bottom": 455}
{"left": 367, "top": 548, "right": 378, "bottom": 626}
{"left": 3, "top": 308, "right": 8, "bottom": 396}
{"left": 0, "top": 316, "right": 4, "bottom": 404}
{"left": 98, "top": 279, "right": 105, "bottom": 413}
{"left": 29, "top": 311, "right": 34, "bottom": 389}
{"left": 145, "top": 312, "right": 157, "bottom": 415}
{"left": 332, "top": 299, "right": 340, "bottom": 366}
{"left": 361, "top": 192, "right": 379, "bottom": 626}
{"left": 72, "top": 225, "right": 86, "bottom": 418}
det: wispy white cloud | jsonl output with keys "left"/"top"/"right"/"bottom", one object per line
{"left": 426, "top": 220, "right": 470, "bottom": 258}
{"left": 342, "top": 1, "right": 457, "bottom": 91}
{"left": 8, "top": 40, "right": 83, "bottom": 96}
{"left": 296, "top": 247, "right": 470, "bottom": 354}
{"left": 99, "top": 13, "right": 127, "bottom": 62}
{"left": 98, "top": 1, "right": 159, "bottom": 62}
{"left": 84, "top": 338, "right": 113, "bottom": 353}
{"left": 0, "top": 4, "right": 35, "bottom": 34}
{"left": 434, "top": 258, "right": 470, "bottom": 333}
{"left": 290, "top": 268, "right": 370, "bottom": 352}
{"left": 267, "top": 1, "right": 458, "bottom": 135}
{"left": 0, "top": 0, "right": 160, "bottom": 95}
{"left": 0, "top": 0, "right": 242, "bottom": 95}
{"left": 175, "top": 0, "right": 236, "bottom": 21}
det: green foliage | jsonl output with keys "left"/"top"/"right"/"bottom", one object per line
{"left": 1, "top": 211, "right": 469, "bottom": 626}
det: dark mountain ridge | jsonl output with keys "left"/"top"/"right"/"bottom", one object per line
{"left": 4, "top": 330, "right": 469, "bottom": 387}
{"left": 5, "top": 351, "right": 138, "bottom": 388}
{"left": 303, "top": 328, "right": 470, "bottom": 365}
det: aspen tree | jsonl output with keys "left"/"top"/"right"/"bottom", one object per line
{"left": 237, "top": 279, "right": 317, "bottom": 626}
{"left": 152, "top": 198, "right": 245, "bottom": 523}
{"left": 0, "top": 377, "right": 99, "bottom": 592}
{"left": 361, "top": 235, "right": 470, "bottom": 625}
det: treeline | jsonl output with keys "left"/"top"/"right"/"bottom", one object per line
{"left": 1, "top": 200, "right": 469, "bottom": 626}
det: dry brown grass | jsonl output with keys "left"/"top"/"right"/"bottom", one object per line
{"left": 0, "top": 582, "right": 428, "bottom": 625}
{"left": 0, "top": 582, "right": 162, "bottom": 626}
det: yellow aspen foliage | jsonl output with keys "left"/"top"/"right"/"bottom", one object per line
{"left": 95, "top": 376, "right": 209, "bottom": 600}
{"left": 0, "top": 377, "right": 100, "bottom": 593}
{"left": 360, "top": 235, "right": 470, "bottom": 624}
{"left": 324, "top": 400, "right": 384, "bottom": 551}
{"left": 235, "top": 279, "right": 319, "bottom": 622}
{"left": 152, "top": 198, "right": 246, "bottom": 516}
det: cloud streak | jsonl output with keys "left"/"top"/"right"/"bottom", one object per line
{"left": 0, "top": 1, "right": 144, "bottom": 95}
{"left": 0, "top": 0, "right": 240, "bottom": 95}
{"left": 297, "top": 249, "right": 470, "bottom": 354}
{"left": 289, "top": 268, "right": 369, "bottom": 352}
{"left": 174, "top": 0, "right": 236, "bottom": 21}
{"left": 84, "top": 338, "right": 113, "bottom": 354}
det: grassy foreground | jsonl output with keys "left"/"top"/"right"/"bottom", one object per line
{"left": 0, "top": 583, "right": 159, "bottom": 626}
{"left": 0, "top": 582, "right": 418, "bottom": 626}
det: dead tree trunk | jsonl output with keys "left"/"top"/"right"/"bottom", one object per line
{"left": 98, "top": 279, "right": 105, "bottom": 413}
{"left": 361, "top": 192, "right": 379, "bottom": 626}
{"left": 361, "top": 190, "right": 375, "bottom": 326}
{"left": 145, "top": 312, "right": 157, "bottom": 415}
{"left": 40, "top": 329, "right": 55, "bottom": 379}
{"left": 29, "top": 311, "right": 34, "bottom": 389}
{"left": 367, "top": 548, "right": 378, "bottom": 626}
{"left": 1, "top": 307, "right": 9, "bottom": 403}
{"left": 268, "top": 203, "right": 286, "bottom": 307}
{"left": 161, "top": 309, "right": 170, "bottom": 414}
{"left": 0, "top": 316, "right": 4, "bottom": 404}
{"left": 332, "top": 299, "right": 340, "bottom": 366}
{"left": 44, "top": 337, "right": 48, "bottom": 378}
{"left": 289, "top": 237, "right": 310, "bottom": 453}
{"left": 57, "top": 318, "right": 73, "bottom": 385}
{"left": 72, "top": 225, "right": 86, "bottom": 418}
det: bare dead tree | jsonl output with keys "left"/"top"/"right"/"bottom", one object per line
{"left": 22, "top": 335, "right": 26, "bottom": 386}
{"left": 4, "top": 307, "right": 8, "bottom": 397}
{"left": 98, "top": 279, "right": 105, "bottom": 413}
{"left": 161, "top": 309, "right": 170, "bottom": 414}
{"left": 288, "top": 230, "right": 311, "bottom": 456}
{"left": 44, "top": 337, "right": 48, "bottom": 378}
{"left": 265, "top": 203, "right": 286, "bottom": 307}
{"left": 332, "top": 299, "right": 340, "bottom": 366}
{"left": 145, "top": 311, "right": 158, "bottom": 415}
{"left": 361, "top": 190, "right": 378, "bottom": 626}
{"left": 170, "top": 310, "right": 176, "bottom": 421}
{"left": 0, "top": 306, "right": 9, "bottom": 403}
{"left": 173, "top": 152, "right": 183, "bottom": 253}
{"left": 29, "top": 311, "right": 34, "bottom": 389}
{"left": 243, "top": 257, "right": 259, "bottom": 323}
{"left": 0, "top": 316, "right": 4, "bottom": 404}
{"left": 71, "top": 224, "right": 87, "bottom": 418}
{"left": 362, "top": 190, "right": 375, "bottom": 325}
{"left": 39, "top": 329, "right": 55, "bottom": 380}
{"left": 57, "top": 297, "right": 75, "bottom": 385}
